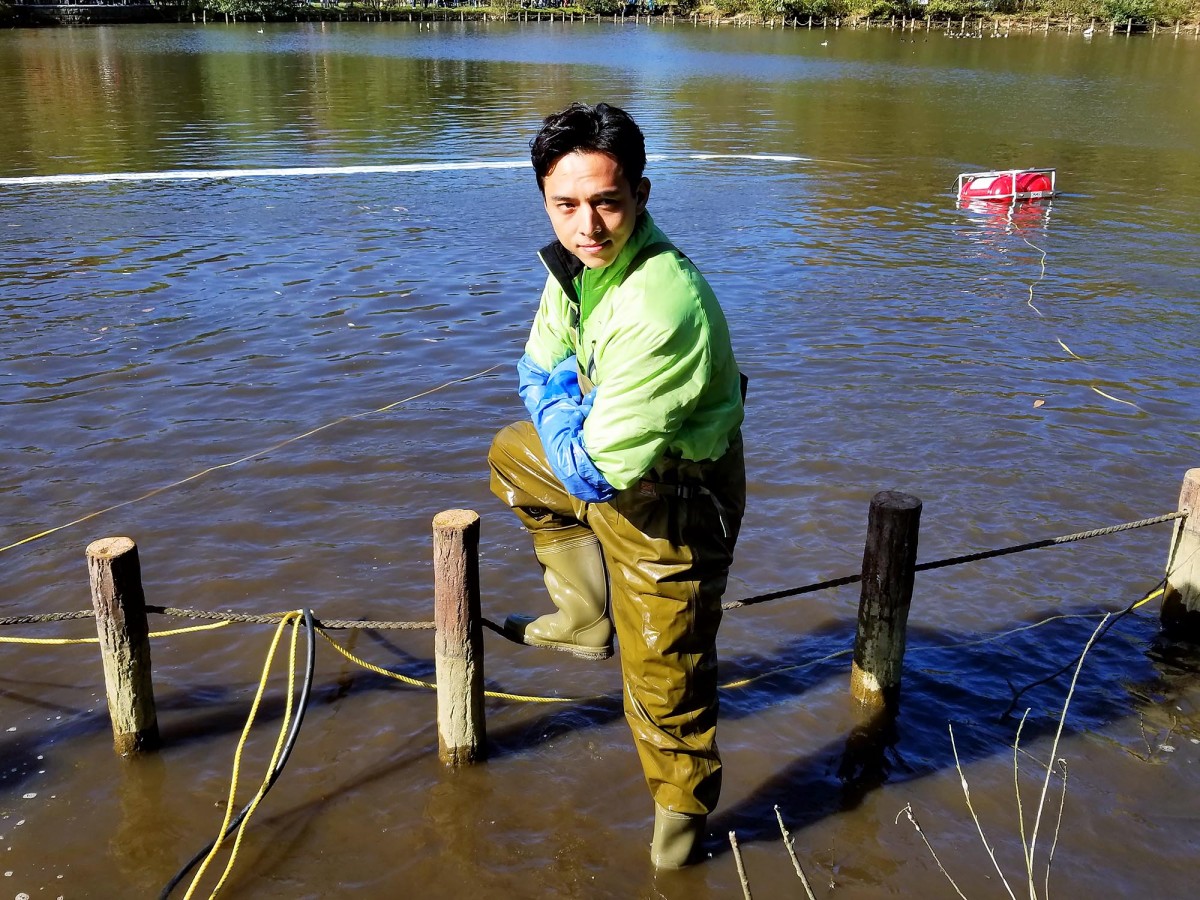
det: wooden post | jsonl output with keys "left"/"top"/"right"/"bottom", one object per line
{"left": 1163, "top": 469, "right": 1200, "bottom": 638}
{"left": 850, "top": 492, "right": 922, "bottom": 709}
{"left": 433, "top": 510, "right": 486, "bottom": 765}
{"left": 87, "top": 537, "right": 159, "bottom": 756}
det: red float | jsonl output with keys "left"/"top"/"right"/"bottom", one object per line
{"left": 956, "top": 168, "right": 1057, "bottom": 203}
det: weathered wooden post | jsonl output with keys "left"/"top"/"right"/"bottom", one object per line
{"left": 1162, "top": 468, "right": 1200, "bottom": 638}
{"left": 87, "top": 537, "right": 159, "bottom": 756}
{"left": 433, "top": 509, "right": 486, "bottom": 765}
{"left": 850, "top": 492, "right": 922, "bottom": 709}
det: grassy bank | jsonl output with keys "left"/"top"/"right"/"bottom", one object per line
{"left": 684, "top": 0, "right": 1200, "bottom": 27}
{"left": 14, "top": 0, "right": 1200, "bottom": 29}
{"left": 200, "top": 0, "right": 1200, "bottom": 29}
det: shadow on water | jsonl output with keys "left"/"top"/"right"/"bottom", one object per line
{"left": 5, "top": 599, "right": 1199, "bottom": 883}
{"left": 706, "top": 609, "right": 1200, "bottom": 860}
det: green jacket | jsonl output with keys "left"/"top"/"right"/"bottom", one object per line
{"left": 525, "top": 213, "right": 743, "bottom": 490}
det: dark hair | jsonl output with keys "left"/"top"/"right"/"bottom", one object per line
{"left": 530, "top": 102, "right": 646, "bottom": 193}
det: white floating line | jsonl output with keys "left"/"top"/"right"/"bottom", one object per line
{"left": 0, "top": 153, "right": 827, "bottom": 187}
{"left": 1057, "top": 338, "right": 1084, "bottom": 360}
{"left": 687, "top": 153, "right": 873, "bottom": 169}
{"left": 0, "top": 160, "right": 528, "bottom": 187}
{"left": 1091, "top": 386, "right": 1142, "bottom": 411}
{"left": 686, "top": 153, "right": 812, "bottom": 162}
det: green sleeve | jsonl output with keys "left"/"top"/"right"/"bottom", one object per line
{"left": 524, "top": 277, "right": 575, "bottom": 372}
{"left": 581, "top": 288, "right": 711, "bottom": 490}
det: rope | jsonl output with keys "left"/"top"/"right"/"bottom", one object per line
{"left": 723, "top": 509, "right": 1186, "bottom": 610}
{"left": 148, "top": 607, "right": 436, "bottom": 630}
{"left": 315, "top": 627, "right": 437, "bottom": 692}
{"left": 162, "top": 608, "right": 316, "bottom": 900}
{"left": 913, "top": 511, "right": 1186, "bottom": 574}
{"left": 0, "top": 610, "right": 92, "bottom": 626}
{"left": 205, "top": 613, "right": 304, "bottom": 899}
{"left": 2, "top": 512, "right": 1184, "bottom": 631}
{"left": 722, "top": 572, "right": 863, "bottom": 610}
{"left": 180, "top": 612, "right": 301, "bottom": 900}
{"left": 2, "top": 512, "right": 1186, "bottom": 706}
{"left": 316, "top": 626, "right": 579, "bottom": 704}
{"left": 0, "top": 619, "right": 232, "bottom": 645}
{"left": 0, "top": 363, "right": 503, "bottom": 557}
{"left": 0, "top": 607, "right": 429, "bottom": 633}
{"left": 1012, "top": 226, "right": 1141, "bottom": 411}
{"left": 1001, "top": 581, "right": 1165, "bottom": 717}
{"left": 719, "top": 583, "right": 1167, "bottom": 694}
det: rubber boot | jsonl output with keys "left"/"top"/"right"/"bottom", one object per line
{"left": 650, "top": 803, "right": 706, "bottom": 869}
{"left": 503, "top": 532, "right": 613, "bottom": 660}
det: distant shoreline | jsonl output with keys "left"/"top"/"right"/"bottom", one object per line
{"left": 5, "top": 3, "right": 1199, "bottom": 36}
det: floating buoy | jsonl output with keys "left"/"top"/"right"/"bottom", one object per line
{"left": 956, "top": 168, "right": 1057, "bottom": 203}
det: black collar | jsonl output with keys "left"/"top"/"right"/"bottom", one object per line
{"left": 538, "top": 240, "right": 585, "bottom": 309}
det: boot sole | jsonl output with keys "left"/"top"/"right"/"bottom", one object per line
{"left": 520, "top": 634, "right": 614, "bottom": 661}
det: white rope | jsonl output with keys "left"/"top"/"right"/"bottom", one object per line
{"left": 0, "top": 153, "right": 840, "bottom": 187}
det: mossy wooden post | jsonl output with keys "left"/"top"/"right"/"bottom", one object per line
{"left": 1162, "top": 468, "right": 1200, "bottom": 639}
{"left": 850, "top": 492, "right": 922, "bottom": 710}
{"left": 433, "top": 510, "right": 486, "bottom": 765}
{"left": 87, "top": 537, "right": 159, "bottom": 756}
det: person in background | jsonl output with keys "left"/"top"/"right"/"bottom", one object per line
{"left": 488, "top": 101, "right": 745, "bottom": 868}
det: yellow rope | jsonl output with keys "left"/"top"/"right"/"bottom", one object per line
{"left": 149, "top": 621, "right": 233, "bottom": 638}
{"left": 718, "top": 648, "right": 854, "bottom": 691}
{"left": 0, "top": 620, "right": 231, "bottom": 646}
{"left": 0, "top": 587, "right": 1170, "bottom": 706}
{"left": 315, "top": 627, "right": 578, "bottom": 704}
{"left": 484, "top": 686, "right": 579, "bottom": 704}
{"left": 0, "top": 364, "right": 502, "bottom": 556}
{"left": 208, "top": 614, "right": 301, "bottom": 899}
{"left": 315, "top": 627, "right": 436, "bottom": 690}
{"left": 1130, "top": 586, "right": 1164, "bottom": 610}
{"left": 185, "top": 612, "right": 300, "bottom": 900}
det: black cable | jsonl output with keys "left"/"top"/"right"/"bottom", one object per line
{"left": 159, "top": 607, "right": 316, "bottom": 900}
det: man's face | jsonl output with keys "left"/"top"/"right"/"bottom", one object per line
{"left": 542, "top": 150, "right": 650, "bottom": 270}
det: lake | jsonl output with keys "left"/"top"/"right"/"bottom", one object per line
{"left": 2, "top": 19, "right": 1199, "bottom": 899}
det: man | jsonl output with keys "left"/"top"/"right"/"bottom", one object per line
{"left": 488, "top": 102, "right": 745, "bottom": 869}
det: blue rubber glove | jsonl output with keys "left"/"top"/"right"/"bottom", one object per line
{"left": 515, "top": 354, "right": 614, "bottom": 503}
{"left": 545, "top": 355, "right": 583, "bottom": 403}
{"left": 533, "top": 395, "right": 615, "bottom": 503}
{"left": 518, "top": 353, "right": 582, "bottom": 420}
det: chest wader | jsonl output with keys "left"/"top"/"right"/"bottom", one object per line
{"left": 488, "top": 420, "right": 745, "bottom": 868}
{"left": 496, "top": 257, "right": 616, "bottom": 662}
{"left": 488, "top": 237, "right": 744, "bottom": 868}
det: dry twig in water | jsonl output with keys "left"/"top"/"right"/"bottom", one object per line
{"left": 773, "top": 805, "right": 817, "bottom": 900}
{"left": 949, "top": 724, "right": 1018, "bottom": 900}
{"left": 894, "top": 803, "right": 969, "bottom": 900}
{"left": 906, "top": 611, "right": 1110, "bottom": 900}
{"left": 1044, "top": 759, "right": 1068, "bottom": 900}
{"left": 729, "top": 831, "right": 753, "bottom": 900}
{"left": 1025, "top": 613, "right": 1109, "bottom": 896}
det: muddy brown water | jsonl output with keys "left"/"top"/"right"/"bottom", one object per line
{"left": 2, "top": 20, "right": 1200, "bottom": 899}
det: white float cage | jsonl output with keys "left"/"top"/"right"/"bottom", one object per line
{"left": 956, "top": 167, "right": 1057, "bottom": 201}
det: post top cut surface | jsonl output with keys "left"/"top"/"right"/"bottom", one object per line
{"left": 86, "top": 536, "right": 136, "bottom": 559}
{"left": 871, "top": 491, "right": 922, "bottom": 511}
{"left": 433, "top": 509, "right": 480, "bottom": 530}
